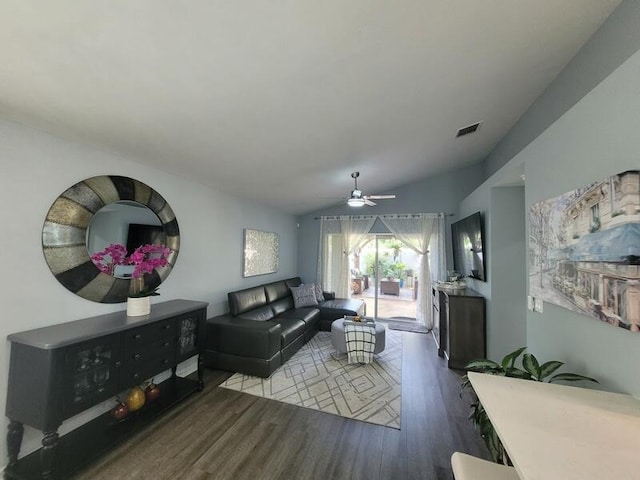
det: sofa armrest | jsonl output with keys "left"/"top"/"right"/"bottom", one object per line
{"left": 206, "top": 315, "right": 282, "bottom": 359}
{"left": 323, "top": 291, "right": 336, "bottom": 300}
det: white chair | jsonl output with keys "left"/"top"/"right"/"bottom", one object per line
{"left": 451, "top": 452, "right": 519, "bottom": 480}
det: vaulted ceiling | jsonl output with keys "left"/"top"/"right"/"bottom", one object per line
{"left": 0, "top": 1, "right": 622, "bottom": 214}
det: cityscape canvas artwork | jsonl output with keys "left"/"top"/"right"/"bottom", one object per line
{"left": 243, "top": 229, "right": 279, "bottom": 277}
{"left": 529, "top": 170, "right": 639, "bottom": 331}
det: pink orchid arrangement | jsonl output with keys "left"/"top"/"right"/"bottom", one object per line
{"left": 90, "top": 243, "right": 170, "bottom": 279}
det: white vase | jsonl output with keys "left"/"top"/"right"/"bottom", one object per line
{"left": 127, "top": 296, "right": 150, "bottom": 316}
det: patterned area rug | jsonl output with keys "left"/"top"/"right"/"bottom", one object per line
{"left": 219, "top": 330, "right": 403, "bottom": 429}
{"left": 382, "top": 319, "right": 430, "bottom": 334}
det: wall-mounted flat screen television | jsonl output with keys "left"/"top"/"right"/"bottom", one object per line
{"left": 451, "top": 212, "right": 486, "bottom": 282}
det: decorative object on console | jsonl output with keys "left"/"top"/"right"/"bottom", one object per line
{"left": 110, "top": 399, "right": 129, "bottom": 421}
{"left": 91, "top": 242, "right": 171, "bottom": 316}
{"left": 125, "top": 386, "right": 146, "bottom": 412}
{"left": 126, "top": 295, "right": 150, "bottom": 317}
{"left": 126, "top": 244, "right": 170, "bottom": 316}
{"left": 461, "top": 346, "right": 598, "bottom": 465}
{"left": 144, "top": 380, "right": 161, "bottom": 403}
{"left": 529, "top": 169, "right": 639, "bottom": 331}
{"left": 243, "top": 228, "right": 279, "bottom": 277}
{"left": 42, "top": 175, "right": 180, "bottom": 303}
{"left": 435, "top": 276, "right": 467, "bottom": 293}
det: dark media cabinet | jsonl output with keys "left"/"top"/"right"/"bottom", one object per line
{"left": 4, "top": 299, "right": 208, "bottom": 480}
{"left": 432, "top": 287, "right": 485, "bottom": 369}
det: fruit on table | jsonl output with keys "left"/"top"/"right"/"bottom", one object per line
{"left": 111, "top": 400, "right": 129, "bottom": 420}
{"left": 126, "top": 386, "right": 146, "bottom": 411}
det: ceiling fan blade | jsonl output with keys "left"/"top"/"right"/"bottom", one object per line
{"left": 366, "top": 194, "right": 396, "bottom": 200}
{"left": 364, "top": 199, "right": 377, "bottom": 206}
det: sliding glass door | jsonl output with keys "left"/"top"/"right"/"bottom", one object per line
{"left": 350, "top": 234, "right": 419, "bottom": 321}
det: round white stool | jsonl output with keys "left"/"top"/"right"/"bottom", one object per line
{"left": 330, "top": 318, "right": 386, "bottom": 354}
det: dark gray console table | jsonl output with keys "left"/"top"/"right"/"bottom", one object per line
{"left": 432, "top": 287, "right": 485, "bottom": 369}
{"left": 4, "top": 299, "right": 208, "bottom": 480}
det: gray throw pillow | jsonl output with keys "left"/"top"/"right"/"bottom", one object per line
{"left": 313, "top": 283, "right": 325, "bottom": 303}
{"left": 290, "top": 284, "right": 319, "bottom": 308}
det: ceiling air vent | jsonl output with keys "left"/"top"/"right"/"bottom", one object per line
{"left": 456, "top": 121, "right": 482, "bottom": 138}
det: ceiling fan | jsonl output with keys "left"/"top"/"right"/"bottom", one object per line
{"left": 347, "top": 172, "right": 396, "bottom": 207}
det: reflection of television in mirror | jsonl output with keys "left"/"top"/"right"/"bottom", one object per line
{"left": 126, "top": 223, "right": 166, "bottom": 254}
{"left": 451, "top": 212, "right": 486, "bottom": 282}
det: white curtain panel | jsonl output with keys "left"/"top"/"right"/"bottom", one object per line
{"left": 430, "top": 215, "right": 447, "bottom": 286}
{"left": 317, "top": 216, "right": 376, "bottom": 298}
{"left": 380, "top": 214, "right": 444, "bottom": 329}
{"left": 340, "top": 216, "right": 377, "bottom": 298}
{"left": 317, "top": 217, "right": 342, "bottom": 295}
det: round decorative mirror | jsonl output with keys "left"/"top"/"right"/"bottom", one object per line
{"left": 42, "top": 175, "right": 180, "bottom": 303}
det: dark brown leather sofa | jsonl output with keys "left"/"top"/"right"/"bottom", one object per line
{"left": 204, "top": 277, "right": 365, "bottom": 377}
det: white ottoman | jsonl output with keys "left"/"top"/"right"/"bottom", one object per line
{"left": 330, "top": 318, "right": 386, "bottom": 354}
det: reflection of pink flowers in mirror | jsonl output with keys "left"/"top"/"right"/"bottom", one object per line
{"left": 129, "top": 244, "right": 170, "bottom": 279}
{"left": 90, "top": 244, "right": 128, "bottom": 275}
{"left": 91, "top": 243, "right": 170, "bottom": 279}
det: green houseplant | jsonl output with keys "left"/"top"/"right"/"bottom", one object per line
{"left": 461, "top": 347, "right": 598, "bottom": 465}
{"left": 364, "top": 253, "right": 392, "bottom": 279}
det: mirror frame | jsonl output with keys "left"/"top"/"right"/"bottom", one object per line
{"left": 42, "top": 175, "right": 180, "bottom": 303}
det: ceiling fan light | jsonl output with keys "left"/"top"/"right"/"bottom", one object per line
{"left": 347, "top": 197, "right": 366, "bottom": 207}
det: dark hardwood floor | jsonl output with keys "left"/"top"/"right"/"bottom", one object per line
{"left": 74, "top": 333, "right": 488, "bottom": 480}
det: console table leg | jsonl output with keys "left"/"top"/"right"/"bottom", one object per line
{"left": 6, "top": 420, "right": 23, "bottom": 469}
{"left": 197, "top": 354, "right": 205, "bottom": 391}
{"left": 41, "top": 430, "right": 59, "bottom": 480}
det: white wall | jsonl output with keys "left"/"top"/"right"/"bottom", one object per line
{"left": 0, "top": 118, "right": 298, "bottom": 463}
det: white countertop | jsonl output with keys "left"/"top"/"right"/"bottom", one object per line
{"left": 468, "top": 372, "right": 640, "bottom": 480}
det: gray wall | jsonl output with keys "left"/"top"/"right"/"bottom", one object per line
{"left": 459, "top": 182, "right": 527, "bottom": 361}
{"left": 520, "top": 48, "right": 640, "bottom": 394}
{"left": 0, "top": 117, "right": 298, "bottom": 463}
{"left": 488, "top": 187, "right": 526, "bottom": 360}
{"left": 483, "top": 0, "right": 640, "bottom": 178}
{"left": 296, "top": 162, "right": 485, "bottom": 283}
{"left": 461, "top": 0, "right": 640, "bottom": 393}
